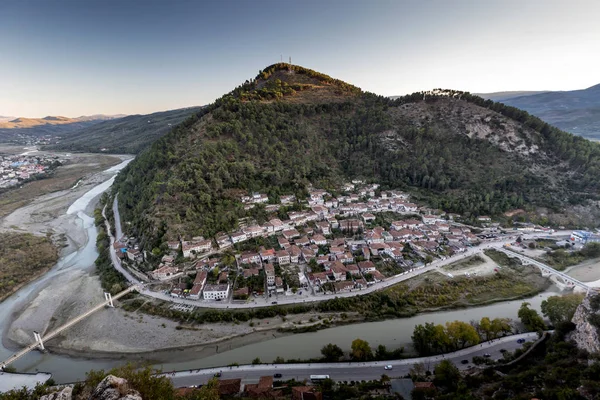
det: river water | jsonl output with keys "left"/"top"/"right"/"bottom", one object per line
{"left": 0, "top": 161, "right": 562, "bottom": 383}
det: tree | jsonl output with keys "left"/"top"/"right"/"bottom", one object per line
{"left": 350, "top": 338, "right": 373, "bottom": 361}
{"left": 409, "top": 362, "right": 426, "bottom": 379}
{"left": 375, "top": 344, "right": 388, "bottom": 360}
{"left": 189, "top": 378, "right": 220, "bottom": 400}
{"left": 321, "top": 343, "right": 344, "bottom": 361}
{"left": 541, "top": 293, "right": 585, "bottom": 325}
{"left": 412, "top": 323, "right": 436, "bottom": 356}
{"left": 433, "top": 359, "right": 461, "bottom": 391}
{"left": 273, "top": 356, "right": 285, "bottom": 364}
{"left": 518, "top": 302, "right": 546, "bottom": 332}
{"left": 252, "top": 357, "right": 261, "bottom": 365}
{"left": 478, "top": 317, "right": 493, "bottom": 341}
{"left": 445, "top": 321, "right": 480, "bottom": 349}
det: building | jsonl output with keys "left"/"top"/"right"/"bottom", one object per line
{"left": 264, "top": 264, "right": 276, "bottom": 287}
{"left": 203, "top": 284, "right": 229, "bottom": 300}
{"left": 292, "top": 387, "right": 323, "bottom": 400}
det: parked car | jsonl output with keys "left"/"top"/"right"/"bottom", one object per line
{"left": 461, "top": 360, "right": 469, "bottom": 364}
{"left": 483, "top": 353, "right": 491, "bottom": 358}
{"left": 500, "top": 349, "right": 507, "bottom": 353}
{"left": 271, "top": 301, "right": 277, "bottom": 304}
{"left": 517, "top": 338, "right": 526, "bottom": 344}
{"left": 274, "top": 373, "right": 282, "bottom": 378}
{"left": 384, "top": 365, "right": 393, "bottom": 370}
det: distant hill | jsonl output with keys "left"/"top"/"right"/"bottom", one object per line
{"left": 45, "top": 107, "right": 202, "bottom": 154}
{"left": 476, "top": 91, "right": 549, "bottom": 102}
{"left": 0, "top": 114, "right": 123, "bottom": 129}
{"left": 113, "top": 64, "right": 600, "bottom": 250}
{"left": 479, "top": 85, "right": 600, "bottom": 139}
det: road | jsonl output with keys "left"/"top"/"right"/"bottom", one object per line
{"left": 498, "top": 247, "right": 593, "bottom": 292}
{"left": 165, "top": 332, "right": 539, "bottom": 387}
{"left": 103, "top": 204, "right": 141, "bottom": 285}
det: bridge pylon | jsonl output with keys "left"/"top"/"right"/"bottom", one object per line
{"left": 104, "top": 292, "right": 114, "bottom": 307}
{"left": 33, "top": 331, "right": 45, "bottom": 351}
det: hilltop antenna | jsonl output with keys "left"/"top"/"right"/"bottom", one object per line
{"left": 288, "top": 56, "right": 292, "bottom": 73}
{"left": 280, "top": 54, "right": 282, "bottom": 63}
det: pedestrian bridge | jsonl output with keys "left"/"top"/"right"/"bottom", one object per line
{"left": 497, "top": 247, "right": 594, "bottom": 293}
{"left": 1, "top": 284, "right": 140, "bottom": 370}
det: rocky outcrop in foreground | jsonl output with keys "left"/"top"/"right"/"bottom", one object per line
{"left": 571, "top": 294, "right": 600, "bottom": 354}
{"left": 40, "top": 375, "right": 142, "bottom": 400}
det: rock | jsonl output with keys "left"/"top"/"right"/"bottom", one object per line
{"left": 571, "top": 294, "right": 600, "bottom": 354}
{"left": 90, "top": 375, "right": 142, "bottom": 400}
{"left": 39, "top": 386, "right": 73, "bottom": 400}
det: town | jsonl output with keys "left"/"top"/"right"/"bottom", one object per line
{"left": 112, "top": 181, "right": 556, "bottom": 306}
{"left": 0, "top": 152, "right": 63, "bottom": 189}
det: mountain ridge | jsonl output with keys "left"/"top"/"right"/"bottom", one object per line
{"left": 113, "top": 64, "right": 600, "bottom": 250}
{"left": 480, "top": 84, "right": 600, "bottom": 139}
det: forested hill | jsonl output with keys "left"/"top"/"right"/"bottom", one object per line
{"left": 44, "top": 107, "right": 202, "bottom": 154}
{"left": 113, "top": 63, "right": 600, "bottom": 251}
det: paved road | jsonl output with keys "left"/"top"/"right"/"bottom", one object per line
{"left": 103, "top": 205, "right": 141, "bottom": 285}
{"left": 166, "top": 332, "right": 539, "bottom": 387}
{"left": 113, "top": 196, "right": 123, "bottom": 240}
{"left": 498, "top": 247, "right": 593, "bottom": 292}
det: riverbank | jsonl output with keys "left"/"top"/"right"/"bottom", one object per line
{"left": 1, "top": 156, "right": 132, "bottom": 356}
{"left": 24, "top": 261, "right": 550, "bottom": 364}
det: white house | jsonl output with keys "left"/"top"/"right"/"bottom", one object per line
{"left": 202, "top": 284, "right": 230, "bottom": 300}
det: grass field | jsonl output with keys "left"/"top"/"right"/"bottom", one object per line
{"left": 0, "top": 232, "right": 59, "bottom": 302}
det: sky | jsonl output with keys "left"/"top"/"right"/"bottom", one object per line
{"left": 1, "top": 0, "right": 599, "bottom": 117}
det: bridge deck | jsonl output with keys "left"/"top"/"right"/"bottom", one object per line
{"left": 498, "top": 247, "right": 590, "bottom": 290}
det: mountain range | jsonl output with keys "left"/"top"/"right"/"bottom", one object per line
{"left": 0, "top": 109, "right": 200, "bottom": 154}
{"left": 45, "top": 107, "right": 202, "bottom": 154}
{"left": 113, "top": 64, "right": 600, "bottom": 251}
{"left": 0, "top": 114, "right": 124, "bottom": 129}
{"left": 478, "top": 84, "right": 600, "bottom": 139}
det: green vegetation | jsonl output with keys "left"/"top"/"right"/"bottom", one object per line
{"left": 113, "top": 63, "right": 600, "bottom": 252}
{"left": 45, "top": 107, "right": 202, "bottom": 154}
{"left": 543, "top": 242, "right": 600, "bottom": 270}
{"left": 411, "top": 320, "right": 487, "bottom": 356}
{"left": 93, "top": 198, "right": 127, "bottom": 294}
{"left": 0, "top": 232, "right": 58, "bottom": 302}
{"left": 541, "top": 293, "right": 585, "bottom": 326}
{"left": 321, "top": 343, "right": 344, "bottom": 361}
{"left": 518, "top": 302, "right": 546, "bottom": 332}
{"left": 350, "top": 338, "right": 373, "bottom": 361}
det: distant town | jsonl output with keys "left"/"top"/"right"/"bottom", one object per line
{"left": 0, "top": 152, "right": 63, "bottom": 189}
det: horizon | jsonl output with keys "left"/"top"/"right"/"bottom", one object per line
{"left": 1, "top": 0, "right": 599, "bottom": 117}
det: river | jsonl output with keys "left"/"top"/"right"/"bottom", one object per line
{"left": 0, "top": 162, "right": 564, "bottom": 383}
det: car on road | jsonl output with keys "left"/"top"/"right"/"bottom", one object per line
{"left": 214, "top": 372, "right": 221, "bottom": 377}
{"left": 384, "top": 365, "right": 393, "bottom": 370}
{"left": 461, "top": 360, "right": 469, "bottom": 364}
{"left": 271, "top": 301, "right": 278, "bottom": 304}
{"left": 274, "top": 373, "right": 282, "bottom": 378}
{"left": 483, "top": 353, "right": 491, "bottom": 358}
{"left": 517, "top": 338, "right": 526, "bottom": 344}
{"left": 500, "top": 349, "right": 507, "bottom": 353}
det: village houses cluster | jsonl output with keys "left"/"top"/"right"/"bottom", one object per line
{"left": 138, "top": 181, "right": 484, "bottom": 303}
{"left": 0, "top": 154, "right": 59, "bottom": 188}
